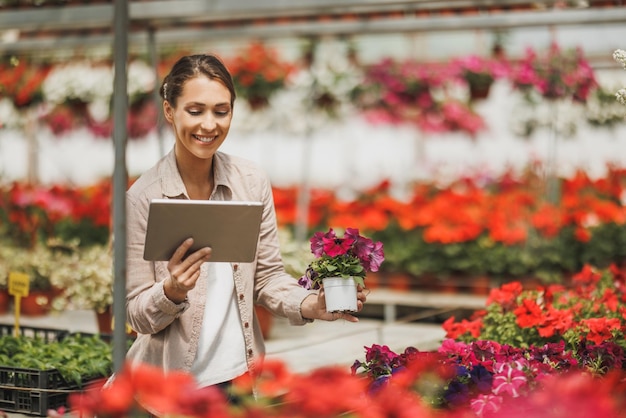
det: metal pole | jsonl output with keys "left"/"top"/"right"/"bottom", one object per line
{"left": 295, "top": 127, "right": 313, "bottom": 244}
{"left": 147, "top": 26, "right": 166, "bottom": 158}
{"left": 112, "top": 0, "right": 129, "bottom": 373}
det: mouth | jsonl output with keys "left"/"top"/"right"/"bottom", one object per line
{"left": 193, "top": 134, "right": 217, "bottom": 144}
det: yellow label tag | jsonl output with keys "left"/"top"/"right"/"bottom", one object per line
{"left": 8, "top": 272, "right": 30, "bottom": 297}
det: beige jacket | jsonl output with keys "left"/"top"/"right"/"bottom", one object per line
{"left": 125, "top": 149, "right": 314, "bottom": 375}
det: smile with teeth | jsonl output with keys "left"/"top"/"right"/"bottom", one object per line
{"left": 193, "top": 134, "right": 217, "bottom": 143}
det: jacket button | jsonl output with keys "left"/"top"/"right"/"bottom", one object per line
{"left": 233, "top": 264, "right": 238, "bottom": 272}
{"left": 247, "top": 349, "right": 253, "bottom": 357}
{"left": 239, "top": 294, "right": 244, "bottom": 300}
{"left": 244, "top": 322, "right": 249, "bottom": 328}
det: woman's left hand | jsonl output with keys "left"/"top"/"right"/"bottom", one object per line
{"left": 300, "top": 285, "right": 368, "bottom": 323}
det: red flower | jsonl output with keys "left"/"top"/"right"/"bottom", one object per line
{"left": 283, "top": 366, "right": 369, "bottom": 417}
{"left": 579, "top": 317, "right": 622, "bottom": 345}
{"left": 531, "top": 203, "right": 565, "bottom": 238}
{"left": 537, "top": 306, "right": 575, "bottom": 338}
{"left": 487, "top": 281, "right": 523, "bottom": 310}
{"left": 252, "top": 359, "right": 293, "bottom": 398}
{"left": 443, "top": 316, "right": 483, "bottom": 339}
{"left": 514, "top": 298, "right": 544, "bottom": 328}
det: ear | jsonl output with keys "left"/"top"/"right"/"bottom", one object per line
{"left": 163, "top": 101, "right": 174, "bottom": 123}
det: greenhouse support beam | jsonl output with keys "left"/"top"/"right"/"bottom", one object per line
{"left": 1, "top": 5, "right": 625, "bottom": 53}
{"left": 112, "top": 0, "right": 129, "bottom": 374}
{"left": 0, "top": 0, "right": 547, "bottom": 31}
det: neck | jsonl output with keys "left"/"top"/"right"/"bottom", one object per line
{"left": 175, "top": 147, "right": 215, "bottom": 200}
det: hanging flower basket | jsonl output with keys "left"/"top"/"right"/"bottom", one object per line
{"left": 227, "top": 42, "right": 295, "bottom": 111}
{"left": 468, "top": 78, "right": 493, "bottom": 100}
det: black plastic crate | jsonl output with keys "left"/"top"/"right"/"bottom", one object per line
{"left": 0, "top": 366, "right": 78, "bottom": 416}
{"left": 0, "top": 324, "right": 88, "bottom": 416}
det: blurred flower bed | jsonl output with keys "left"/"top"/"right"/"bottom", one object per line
{"left": 273, "top": 164, "right": 626, "bottom": 284}
{"left": 0, "top": 180, "right": 113, "bottom": 313}
{"left": 63, "top": 265, "right": 626, "bottom": 418}
{"left": 2, "top": 163, "right": 626, "bottom": 289}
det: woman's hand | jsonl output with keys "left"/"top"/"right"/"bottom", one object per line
{"left": 164, "top": 238, "right": 212, "bottom": 303}
{"left": 300, "top": 285, "right": 368, "bottom": 323}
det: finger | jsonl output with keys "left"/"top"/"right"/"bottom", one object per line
{"left": 186, "top": 246, "right": 212, "bottom": 262}
{"left": 169, "top": 237, "right": 194, "bottom": 266}
{"left": 181, "top": 258, "right": 206, "bottom": 287}
{"left": 172, "top": 267, "right": 201, "bottom": 291}
{"left": 180, "top": 269, "right": 201, "bottom": 290}
{"left": 318, "top": 289, "right": 327, "bottom": 310}
{"left": 342, "top": 314, "right": 359, "bottom": 323}
{"left": 169, "top": 246, "right": 209, "bottom": 283}
{"left": 356, "top": 299, "right": 364, "bottom": 312}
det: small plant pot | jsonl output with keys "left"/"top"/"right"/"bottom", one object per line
{"left": 0, "top": 290, "right": 10, "bottom": 314}
{"left": 322, "top": 277, "right": 358, "bottom": 313}
{"left": 20, "top": 291, "right": 52, "bottom": 316}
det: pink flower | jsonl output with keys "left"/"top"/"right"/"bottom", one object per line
{"left": 322, "top": 235, "right": 354, "bottom": 257}
{"left": 492, "top": 362, "right": 528, "bottom": 397}
{"left": 470, "top": 393, "right": 503, "bottom": 417}
{"left": 310, "top": 229, "right": 336, "bottom": 257}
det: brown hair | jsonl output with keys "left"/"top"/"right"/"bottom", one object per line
{"left": 160, "top": 54, "right": 236, "bottom": 108}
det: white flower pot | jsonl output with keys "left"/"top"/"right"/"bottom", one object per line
{"left": 322, "top": 277, "right": 358, "bottom": 313}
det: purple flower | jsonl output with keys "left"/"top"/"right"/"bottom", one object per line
{"left": 444, "top": 379, "right": 470, "bottom": 405}
{"left": 470, "top": 364, "right": 493, "bottom": 392}
{"left": 298, "top": 275, "right": 312, "bottom": 290}
{"left": 368, "top": 241, "right": 385, "bottom": 272}
{"left": 310, "top": 229, "right": 336, "bottom": 257}
{"left": 298, "top": 267, "right": 320, "bottom": 290}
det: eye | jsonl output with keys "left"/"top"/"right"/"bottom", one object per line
{"left": 187, "top": 109, "right": 202, "bottom": 116}
{"left": 215, "top": 110, "right": 230, "bottom": 117}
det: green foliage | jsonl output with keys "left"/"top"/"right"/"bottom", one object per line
{"left": 475, "top": 305, "right": 546, "bottom": 348}
{"left": 54, "top": 218, "right": 110, "bottom": 247}
{"left": 373, "top": 221, "right": 626, "bottom": 285}
{"left": 310, "top": 254, "right": 365, "bottom": 285}
{"left": 0, "top": 332, "right": 113, "bottom": 386}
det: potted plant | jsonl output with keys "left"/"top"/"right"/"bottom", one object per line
{"left": 355, "top": 57, "right": 486, "bottom": 136}
{"left": 452, "top": 54, "right": 508, "bottom": 101}
{"left": 0, "top": 243, "right": 57, "bottom": 316}
{"left": 0, "top": 249, "right": 9, "bottom": 313}
{"left": 511, "top": 43, "right": 597, "bottom": 103}
{"left": 226, "top": 41, "right": 295, "bottom": 111}
{"left": 298, "top": 228, "right": 384, "bottom": 312}
{"left": 49, "top": 243, "right": 113, "bottom": 333}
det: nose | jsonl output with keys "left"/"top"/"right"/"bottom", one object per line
{"left": 200, "top": 113, "right": 217, "bottom": 131}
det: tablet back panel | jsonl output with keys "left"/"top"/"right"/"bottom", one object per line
{"left": 143, "top": 199, "right": 263, "bottom": 262}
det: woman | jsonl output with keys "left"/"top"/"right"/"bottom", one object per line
{"left": 125, "top": 54, "right": 367, "bottom": 388}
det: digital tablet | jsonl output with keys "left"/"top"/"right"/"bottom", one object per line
{"left": 143, "top": 199, "right": 263, "bottom": 262}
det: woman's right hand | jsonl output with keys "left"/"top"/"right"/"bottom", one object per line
{"left": 164, "top": 238, "right": 212, "bottom": 303}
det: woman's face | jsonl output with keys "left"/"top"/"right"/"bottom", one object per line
{"left": 164, "top": 75, "right": 233, "bottom": 161}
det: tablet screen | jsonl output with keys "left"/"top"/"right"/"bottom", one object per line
{"left": 143, "top": 199, "right": 263, "bottom": 262}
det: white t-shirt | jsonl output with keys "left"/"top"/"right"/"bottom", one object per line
{"left": 190, "top": 262, "right": 247, "bottom": 387}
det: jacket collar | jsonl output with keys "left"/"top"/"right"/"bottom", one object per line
{"left": 159, "top": 148, "right": 233, "bottom": 200}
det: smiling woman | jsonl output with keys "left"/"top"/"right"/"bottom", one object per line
{"left": 123, "top": 53, "right": 369, "bottom": 392}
